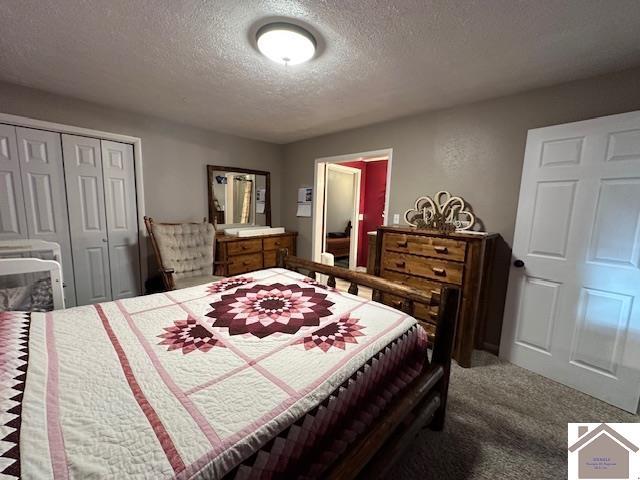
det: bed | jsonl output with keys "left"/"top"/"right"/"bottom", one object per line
{"left": 0, "top": 252, "right": 459, "bottom": 479}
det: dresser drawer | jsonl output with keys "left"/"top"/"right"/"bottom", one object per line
{"left": 418, "top": 320, "right": 437, "bottom": 342}
{"left": 379, "top": 293, "right": 436, "bottom": 344}
{"left": 382, "top": 251, "right": 463, "bottom": 285}
{"left": 227, "top": 239, "right": 262, "bottom": 256}
{"left": 383, "top": 232, "right": 466, "bottom": 262}
{"left": 228, "top": 252, "right": 263, "bottom": 275}
{"left": 382, "top": 293, "right": 438, "bottom": 322}
{"left": 263, "top": 236, "right": 293, "bottom": 251}
{"left": 381, "top": 270, "right": 442, "bottom": 297}
{"left": 263, "top": 250, "right": 277, "bottom": 268}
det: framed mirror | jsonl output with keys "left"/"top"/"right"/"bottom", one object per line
{"left": 207, "top": 165, "right": 271, "bottom": 228}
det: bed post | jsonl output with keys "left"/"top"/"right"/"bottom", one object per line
{"left": 277, "top": 248, "right": 289, "bottom": 268}
{"left": 430, "top": 285, "right": 460, "bottom": 431}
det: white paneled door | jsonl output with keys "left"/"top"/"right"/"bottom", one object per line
{"left": 16, "top": 127, "right": 77, "bottom": 307}
{"left": 101, "top": 140, "right": 140, "bottom": 299}
{"left": 0, "top": 124, "right": 27, "bottom": 240}
{"left": 1, "top": 121, "right": 141, "bottom": 308}
{"left": 62, "top": 134, "right": 112, "bottom": 305}
{"left": 501, "top": 111, "right": 640, "bottom": 413}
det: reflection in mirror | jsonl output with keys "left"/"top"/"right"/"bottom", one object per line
{"left": 207, "top": 166, "right": 271, "bottom": 228}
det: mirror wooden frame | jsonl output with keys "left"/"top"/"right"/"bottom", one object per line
{"left": 207, "top": 165, "right": 271, "bottom": 227}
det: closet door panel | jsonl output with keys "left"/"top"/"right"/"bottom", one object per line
{"left": 16, "top": 127, "right": 77, "bottom": 306}
{"left": 0, "top": 124, "right": 27, "bottom": 240}
{"left": 62, "top": 134, "right": 111, "bottom": 305}
{"left": 101, "top": 140, "right": 140, "bottom": 299}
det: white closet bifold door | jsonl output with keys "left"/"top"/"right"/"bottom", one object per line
{"left": 16, "top": 127, "right": 77, "bottom": 307}
{"left": 0, "top": 124, "right": 27, "bottom": 240}
{"left": 101, "top": 140, "right": 140, "bottom": 299}
{"left": 62, "top": 134, "right": 112, "bottom": 305}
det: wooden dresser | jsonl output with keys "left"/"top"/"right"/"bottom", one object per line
{"left": 374, "top": 227, "right": 509, "bottom": 367}
{"left": 215, "top": 231, "right": 297, "bottom": 276}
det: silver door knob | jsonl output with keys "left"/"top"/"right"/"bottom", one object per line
{"left": 102, "top": 238, "right": 108, "bottom": 243}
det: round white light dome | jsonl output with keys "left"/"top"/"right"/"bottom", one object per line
{"left": 256, "top": 23, "right": 316, "bottom": 66}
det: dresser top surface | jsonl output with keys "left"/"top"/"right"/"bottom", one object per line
{"left": 377, "top": 226, "right": 498, "bottom": 241}
{"left": 216, "top": 230, "right": 297, "bottom": 242}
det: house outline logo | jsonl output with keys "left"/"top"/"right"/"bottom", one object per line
{"left": 568, "top": 423, "right": 639, "bottom": 479}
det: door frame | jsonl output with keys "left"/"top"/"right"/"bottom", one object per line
{"left": 0, "top": 112, "right": 148, "bottom": 290}
{"left": 312, "top": 148, "right": 393, "bottom": 265}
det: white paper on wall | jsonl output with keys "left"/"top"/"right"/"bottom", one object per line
{"left": 298, "top": 187, "right": 313, "bottom": 203}
{"left": 296, "top": 203, "right": 312, "bottom": 217}
{"left": 296, "top": 187, "right": 313, "bottom": 217}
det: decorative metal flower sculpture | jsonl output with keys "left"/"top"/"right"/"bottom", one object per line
{"left": 404, "top": 190, "right": 475, "bottom": 232}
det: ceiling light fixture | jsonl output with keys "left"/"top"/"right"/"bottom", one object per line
{"left": 256, "top": 22, "right": 316, "bottom": 66}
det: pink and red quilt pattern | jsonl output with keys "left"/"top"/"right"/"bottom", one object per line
{"left": 0, "top": 312, "right": 30, "bottom": 479}
{"left": 295, "top": 312, "right": 366, "bottom": 353}
{"left": 206, "top": 283, "right": 335, "bottom": 338}
{"left": 226, "top": 323, "right": 427, "bottom": 479}
{"left": 3, "top": 268, "right": 428, "bottom": 479}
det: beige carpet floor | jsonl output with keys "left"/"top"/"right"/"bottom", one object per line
{"left": 389, "top": 352, "right": 638, "bottom": 480}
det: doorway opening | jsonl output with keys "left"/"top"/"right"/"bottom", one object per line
{"left": 312, "top": 149, "right": 392, "bottom": 271}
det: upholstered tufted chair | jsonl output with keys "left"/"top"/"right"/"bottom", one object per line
{"left": 144, "top": 217, "right": 226, "bottom": 291}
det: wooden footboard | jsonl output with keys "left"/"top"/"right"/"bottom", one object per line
{"left": 277, "top": 250, "right": 460, "bottom": 479}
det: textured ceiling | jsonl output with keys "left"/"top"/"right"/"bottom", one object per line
{"left": 1, "top": 1, "right": 640, "bottom": 143}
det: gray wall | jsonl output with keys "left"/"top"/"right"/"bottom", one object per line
{"left": 282, "top": 67, "right": 640, "bottom": 259}
{"left": 6, "top": 65, "right": 640, "bottom": 267}
{"left": 0, "top": 81, "right": 283, "bottom": 226}
{"left": 326, "top": 168, "right": 355, "bottom": 233}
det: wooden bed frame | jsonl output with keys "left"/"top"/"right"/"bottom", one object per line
{"left": 277, "top": 250, "right": 460, "bottom": 479}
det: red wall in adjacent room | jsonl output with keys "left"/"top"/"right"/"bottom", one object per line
{"left": 360, "top": 160, "right": 387, "bottom": 266}
{"left": 339, "top": 159, "right": 388, "bottom": 267}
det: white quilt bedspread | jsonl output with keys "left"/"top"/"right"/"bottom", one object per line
{"left": 16, "top": 268, "right": 418, "bottom": 479}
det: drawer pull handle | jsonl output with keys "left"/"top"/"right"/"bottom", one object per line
{"left": 430, "top": 289, "right": 441, "bottom": 306}
{"left": 274, "top": 241, "right": 280, "bottom": 246}
{"left": 243, "top": 261, "right": 250, "bottom": 266}
{"left": 395, "top": 261, "right": 406, "bottom": 269}
{"left": 432, "top": 267, "right": 446, "bottom": 276}
{"left": 434, "top": 246, "right": 448, "bottom": 254}
{"left": 397, "top": 240, "right": 408, "bottom": 248}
